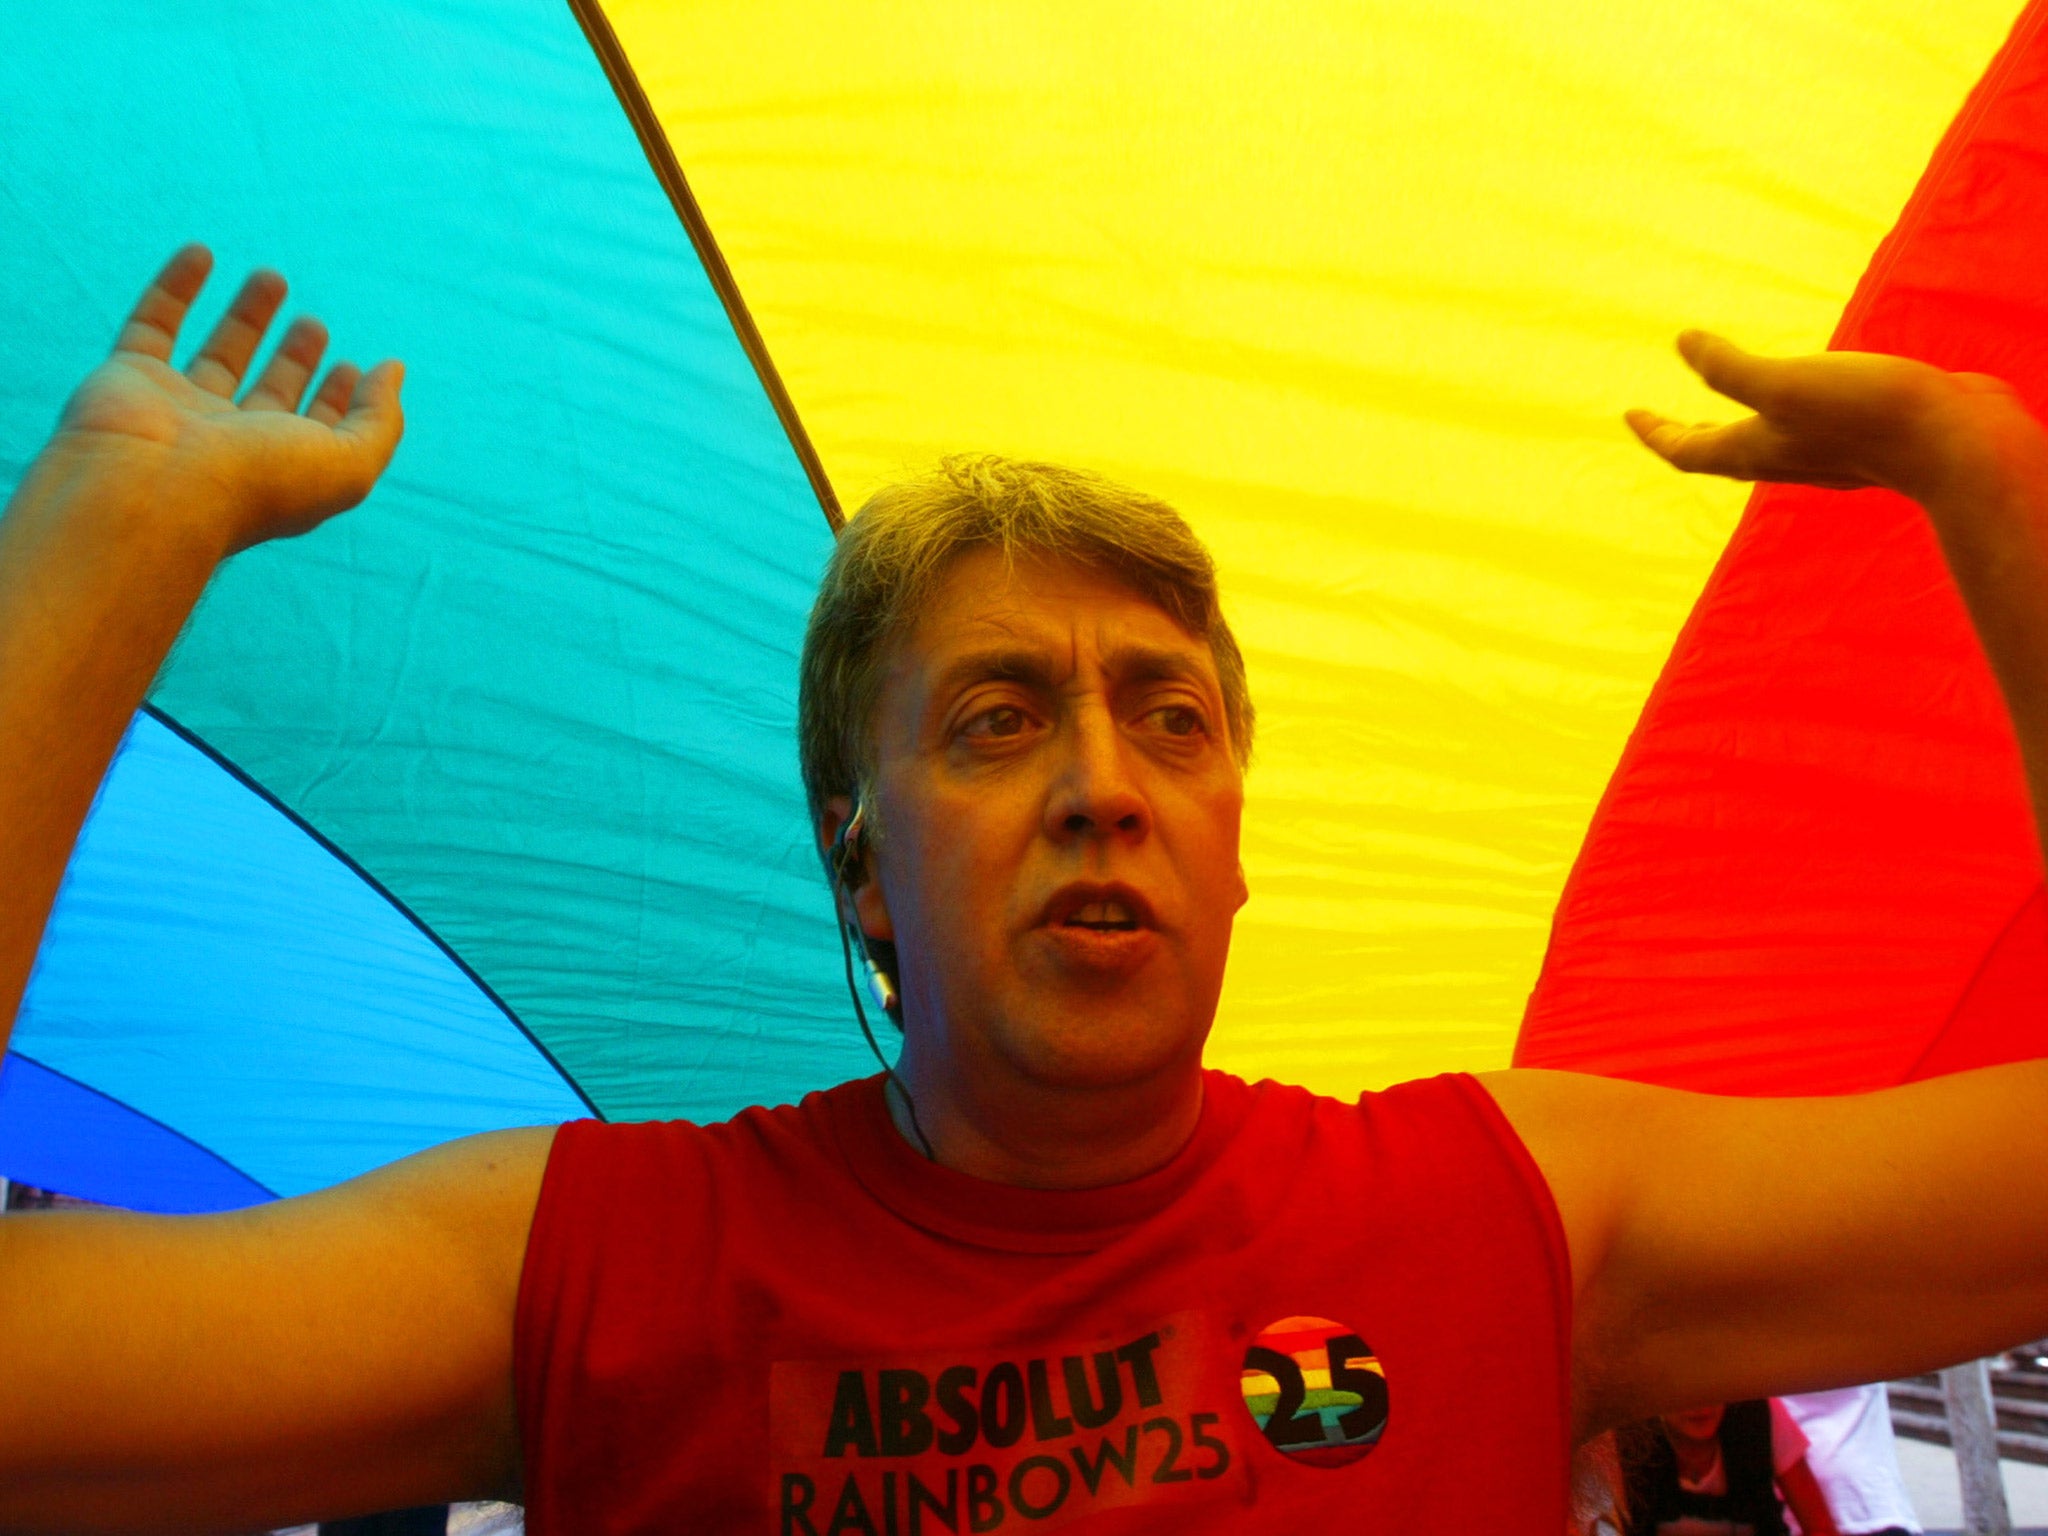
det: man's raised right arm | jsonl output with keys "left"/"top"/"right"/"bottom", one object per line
{"left": 0, "top": 246, "right": 551, "bottom": 1532}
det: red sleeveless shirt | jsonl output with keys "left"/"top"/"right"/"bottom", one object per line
{"left": 515, "top": 1070, "right": 1571, "bottom": 1533}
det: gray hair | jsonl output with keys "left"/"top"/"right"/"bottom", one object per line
{"left": 797, "top": 453, "right": 1253, "bottom": 865}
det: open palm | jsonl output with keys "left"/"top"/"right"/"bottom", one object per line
{"left": 55, "top": 245, "right": 404, "bottom": 552}
{"left": 1628, "top": 330, "right": 2024, "bottom": 504}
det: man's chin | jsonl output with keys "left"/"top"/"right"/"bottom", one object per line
{"left": 992, "top": 1004, "right": 1209, "bottom": 1092}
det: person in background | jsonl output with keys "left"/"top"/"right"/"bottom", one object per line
{"left": 1626, "top": 1400, "right": 1842, "bottom": 1536}
{"left": 1780, "top": 1386, "right": 1923, "bottom": 1536}
{"left": 318, "top": 1510, "right": 446, "bottom": 1536}
{"left": 281, "top": 1502, "right": 520, "bottom": 1536}
{"left": 1571, "top": 1430, "right": 1628, "bottom": 1536}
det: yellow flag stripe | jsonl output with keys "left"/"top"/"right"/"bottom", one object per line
{"left": 609, "top": 0, "right": 2021, "bottom": 1089}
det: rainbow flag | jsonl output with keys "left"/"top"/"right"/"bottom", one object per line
{"left": 2, "top": 0, "right": 2042, "bottom": 1206}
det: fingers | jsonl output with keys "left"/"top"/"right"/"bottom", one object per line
{"left": 1635, "top": 329, "right": 1790, "bottom": 478}
{"left": 241, "top": 316, "right": 330, "bottom": 413}
{"left": 333, "top": 360, "right": 407, "bottom": 467}
{"left": 1626, "top": 407, "right": 1873, "bottom": 490}
{"left": 1626, "top": 408, "right": 1701, "bottom": 470}
{"left": 114, "top": 243, "right": 214, "bottom": 362}
{"left": 185, "top": 268, "right": 289, "bottom": 398}
{"left": 1625, "top": 408, "right": 1768, "bottom": 481}
{"left": 306, "top": 361, "right": 363, "bottom": 426}
{"left": 291, "top": 360, "right": 405, "bottom": 520}
{"left": 1623, "top": 408, "right": 1667, "bottom": 451}
{"left": 1677, "top": 330, "right": 1787, "bottom": 416}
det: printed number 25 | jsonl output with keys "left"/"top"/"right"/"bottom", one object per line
{"left": 1246, "top": 1334, "right": 1388, "bottom": 1448}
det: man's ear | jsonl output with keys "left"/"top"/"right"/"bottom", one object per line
{"left": 819, "top": 795, "right": 895, "bottom": 943}
{"left": 819, "top": 795, "right": 853, "bottom": 868}
{"left": 1231, "top": 859, "right": 1250, "bottom": 914}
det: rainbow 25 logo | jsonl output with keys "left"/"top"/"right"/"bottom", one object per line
{"left": 1238, "top": 1316, "right": 1389, "bottom": 1468}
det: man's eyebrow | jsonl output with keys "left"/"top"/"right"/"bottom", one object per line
{"left": 931, "top": 647, "right": 1062, "bottom": 697}
{"left": 1106, "top": 644, "right": 1212, "bottom": 687}
{"left": 931, "top": 643, "right": 1214, "bottom": 697}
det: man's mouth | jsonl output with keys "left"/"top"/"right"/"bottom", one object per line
{"left": 1040, "top": 883, "right": 1156, "bottom": 933}
{"left": 1035, "top": 884, "right": 1160, "bottom": 975}
{"left": 1065, "top": 900, "right": 1139, "bottom": 932}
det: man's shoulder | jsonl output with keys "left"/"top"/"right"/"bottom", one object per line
{"left": 1200, "top": 1066, "right": 1536, "bottom": 1190}
{"left": 544, "top": 1076, "right": 868, "bottom": 1190}
{"left": 1215, "top": 1064, "right": 1493, "bottom": 1122}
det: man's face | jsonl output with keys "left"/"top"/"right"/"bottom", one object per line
{"left": 850, "top": 547, "right": 1248, "bottom": 1093}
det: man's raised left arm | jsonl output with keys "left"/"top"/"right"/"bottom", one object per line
{"left": 1485, "top": 336, "right": 2048, "bottom": 1440}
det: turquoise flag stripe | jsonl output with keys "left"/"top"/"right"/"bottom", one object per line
{"left": 567, "top": 0, "right": 843, "bottom": 527}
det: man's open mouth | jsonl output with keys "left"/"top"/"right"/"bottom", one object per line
{"left": 1041, "top": 884, "right": 1156, "bottom": 935}
{"left": 1065, "top": 900, "right": 1139, "bottom": 932}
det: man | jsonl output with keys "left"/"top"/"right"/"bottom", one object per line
{"left": 2, "top": 245, "right": 2046, "bottom": 1532}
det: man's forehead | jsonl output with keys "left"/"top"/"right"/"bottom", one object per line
{"left": 891, "top": 549, "right": 1214, "bottom": 686}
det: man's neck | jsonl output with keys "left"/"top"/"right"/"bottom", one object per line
{"left": 886, "top": 1051, "right": 1206, "bottom": 1190}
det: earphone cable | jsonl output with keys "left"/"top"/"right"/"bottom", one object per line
{"left": 834, "top": 876, "right": 936, "bottom": 1161}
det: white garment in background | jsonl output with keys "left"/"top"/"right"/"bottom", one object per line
{"left": 446, "top": 1503, "right": 523, "bottom": 1536}
{"left": 1782, "top": 1385, "right": 1923, "bottom": 1534}
{"left": 271, "top": 1502, "right": 522, "bottom": 1536}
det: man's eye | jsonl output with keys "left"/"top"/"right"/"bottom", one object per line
{"left": 965, "top": 706, "right": 1028, "bottom": 738}
{"left": 1149, "top": 705, "right": 1206, "bottom": 737}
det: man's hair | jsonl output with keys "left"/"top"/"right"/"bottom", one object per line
{"left": 797, "top": 453, "right": 1254, "bottom": 856}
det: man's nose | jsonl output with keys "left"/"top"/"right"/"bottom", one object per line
{"left": 1044, "top": 706, "right": 1149, "bottom": 841}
